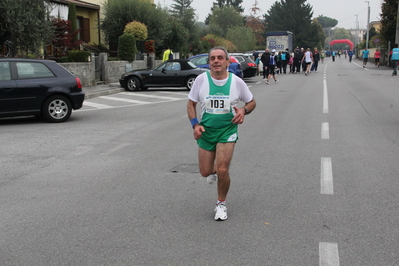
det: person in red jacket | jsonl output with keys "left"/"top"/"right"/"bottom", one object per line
{"left": 374, "top": 49, "right": 381, "bottom": 68}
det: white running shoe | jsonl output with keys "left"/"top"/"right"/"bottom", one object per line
{"left": 265, "top": 80, "right": 269, "bottom": 85}
{"left": 214, "top": 202, "right": 228, "bottom": 221}
{"left": 207, "top": 173, "right": 217, "bottom": 184}
{"left": 275, "top": 80, "right": 278, "bottom": 84}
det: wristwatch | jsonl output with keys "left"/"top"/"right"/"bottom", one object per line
{"left": 244, "top": 107, "right": 249, "bottom": 114}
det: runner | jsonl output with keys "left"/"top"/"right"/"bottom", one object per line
{"left": 187, "top": 46, "right": 256, "bottom": 221}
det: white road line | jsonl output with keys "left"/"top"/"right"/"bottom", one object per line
{"left": 158, "top": 91, "right": 188, "bottom": 96}
{"left": 319, "top": 242, "right": 340, "bottom": 266}
{"left": 119, "top": 92, "right": 185, "bottom": 101}
{"left": 353, "top": 61, "right": 369, "bottom": 70}
{"left": 323, "top": 79, "right": 329, "bottom": 114}
{"left": 321, "top": 122, "right": 330, "bottom": 139}
{"left": 321, "top": 157, "right": 334, "bottom": 195}
{"left": 101, "top": 143, "right": 130, "bottom": 155}
{"left": 83, "top": 101, "right": 114, "bottom": 109}
{"left": 99, "top": 96, "right": 151, "bottom": 104}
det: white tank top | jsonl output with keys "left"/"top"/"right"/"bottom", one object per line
{"left": 305, "top": 51, "right": 312, "bottom": 63}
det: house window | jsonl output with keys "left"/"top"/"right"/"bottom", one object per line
{"left": 77, "top": 16, "right": 90, "bottom": 43}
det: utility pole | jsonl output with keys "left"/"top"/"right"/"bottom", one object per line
{"left": 355, "top": 15, "right": 358, "bottom": 48}
{"left": 365, "top": 1, "right": 370, "bottom": 48}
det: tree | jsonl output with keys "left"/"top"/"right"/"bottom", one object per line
{"left": 316, "top": 15, "right": 338, "bottom": 44}
{"left": 246, "top": 0, "right": 265, "bottom": 47}
{"left": 124, "top": 21, "right": 148, "bottom": 41}
{"left": 205, "top": 0, "right": 244, "bottom": 24}
{"left": 118, "top": 34, "right": 137, "bottom": 61}
{"left": 226, "top": 26, "right": 256, "bottom": 51}
{"left": 211, "top": 0, "right": 244, "bottom": 13}
{"left": 316, "top": 15, "right": 338, "bottom": 28}
{"left": 101, "top": 0, "right": 172, "bottom": 54}
{"left": 263, "top": 0, "right": 314, "bottom": 49}
{"left": 358, "top": 26, "right": 378, "bottom": 48}
{"left": 169, "top": 0, "right": 200, "bottom": 57}
{"left": 309, "top": 19, "right": 325, "bottom": 50}
{"left": 51, "top": 18, "right": 80, "bottom": 58}
{"left": 208, "top": 7, "right": 244, "bottom": 38}
{"left": 332, "top": 27, "right": 351, "bottom": 40}
{"left": 380, "top": 0, "right": 397, "bottom": 46}
{"left": 163, "top": 16, "right": 189, "bottom": 53}
{"left": 202, "top": 34, "right": 237, "bottom": 51}
{"left": 68, "top": 3, "right": 78, "bottom": 44}
{"left": 0, "top": 0, "right": 53, "bottom": 57}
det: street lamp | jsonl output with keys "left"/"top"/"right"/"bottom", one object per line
{"left": 365, "top": 1, "right": 370, "bottom": 48}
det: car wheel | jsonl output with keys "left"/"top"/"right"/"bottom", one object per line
{"left": 42, "top": 95, "right": 72, "bottom": 123}
{"left": 126, "top": 76, "right": 141, "bottom": 91}
{"left": 185, "top": 76, "right": 196, "bottom": 90}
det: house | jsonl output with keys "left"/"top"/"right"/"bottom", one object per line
{"left": 49, "top": 0, "right": 101, "bottom": 45}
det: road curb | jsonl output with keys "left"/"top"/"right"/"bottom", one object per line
{"left": 85, "top": 86, "right": 125, "bottom": 99}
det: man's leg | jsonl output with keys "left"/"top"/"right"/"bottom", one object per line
{"left": 198, "top": 148, "right": 216, "bottom": 177}
{"left": 214, "top": 142, "right": 235, "bottom": 201}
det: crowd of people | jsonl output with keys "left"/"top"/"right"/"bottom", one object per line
{"left": 252, "top": 47, "right": 325, "bottom": 82}
{"left": 251, "top": 46, "right": 389, "bottom": 83}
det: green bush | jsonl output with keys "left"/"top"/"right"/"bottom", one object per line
{"left": 56, "top": 57, "right": 69, "bottom": 63}
{"left": 118, "top": 34, "right": 137, "bottom": 62}
{"left": 67, "top": 50, "right": 92, "bottom": 62}
{"left": 124, "top": 21, "right": 148, "bottom": 41}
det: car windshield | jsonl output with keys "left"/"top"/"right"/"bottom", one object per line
{"left": 187, "top": 61, "right": 198, "bottom": 68}
{"left": 154, "top": 62, "right": 167, "bottom": 70}
{"left": 190, "top": 55, "right": 208, "bottom": 66}
{"left": 233, "top": 56, "right": 245, "bottom": 63}
{"left": 154, "top": 61, "right": 182, "bottom": 71}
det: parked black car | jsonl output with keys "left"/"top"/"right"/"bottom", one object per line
{"left": 119, "top": 59, "right": 208, "bottom": 91}
{"left": 230, "top": 53, "right": 258, "bottom": 78}
{"left": 0, "top": 58, "right": 85, "bottom": 122}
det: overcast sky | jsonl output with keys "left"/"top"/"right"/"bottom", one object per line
{"left": 158, "top": 0, "right": 382, "bottom": 30}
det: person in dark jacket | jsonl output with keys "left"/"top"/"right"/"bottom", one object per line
{"left": 260, "top": 49, "right": 271, "bottom": 79}
{"left": 293, "top": 47, "right": 302, "bottom": 74}
{"left": 281, "top": 48, "right": 290, "bottom": 74}
{"left": 311, "top": 47, "right": 320, "bottom": 72}
{"left": 265, "top": 49, "right": 279, "bottom": 84}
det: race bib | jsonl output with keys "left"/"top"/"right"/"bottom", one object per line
{"left": 205, "top": 95, "right": 231, "bottom": 114}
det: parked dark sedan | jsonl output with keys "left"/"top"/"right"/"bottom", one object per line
{"left": 0, "top": 58, "right": 85, "bottom": 122}
{"left": 230, "top": 53, "right": 258, "bottom": 78}
{"left": 188, "top": 54, "right": 244, "bottom": 79}
{"left": 119, "top": 59, "right": 208, "bottom": 91}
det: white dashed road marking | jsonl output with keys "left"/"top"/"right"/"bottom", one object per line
{"left": 321, "top": 122, "right": 330, "bottom": 140}
{"left": 319, "top": 242, "right": 340, "bottom": 266}
{"left": 321, "top": 157, "right": 334, "bottom": 195}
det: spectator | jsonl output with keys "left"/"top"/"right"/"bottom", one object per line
{"left": 162, "top": 47, "right": 173, "bottom": 62}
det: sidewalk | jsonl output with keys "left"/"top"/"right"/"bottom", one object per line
{"left": 84, "top": 82, "right": 125, "bottom": 99}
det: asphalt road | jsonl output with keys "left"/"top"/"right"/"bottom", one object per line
{"left": 1, "top": 58, "right": 399, "bottom": 265}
